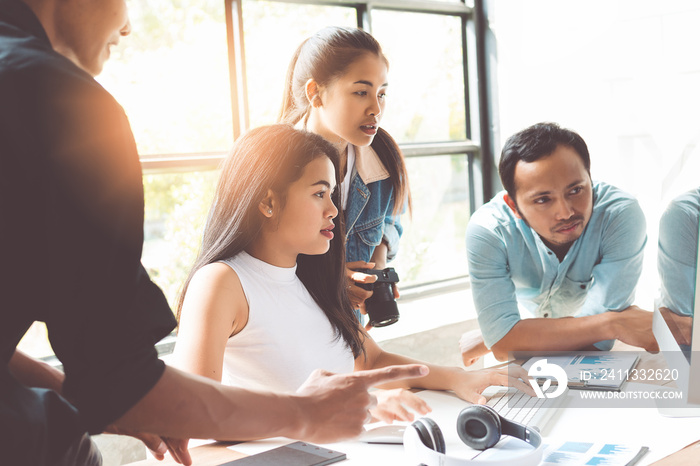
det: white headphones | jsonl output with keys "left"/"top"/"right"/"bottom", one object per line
{"left": 403, "top": 405, "right": 544, "bottom": 466}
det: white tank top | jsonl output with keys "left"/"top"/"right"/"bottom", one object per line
{"left": 219, "top": 252, "right": 355, "bottom": 393}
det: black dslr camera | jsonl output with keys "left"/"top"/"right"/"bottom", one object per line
{"left": 355, "top": 267, "right": 400, "bottom": 327}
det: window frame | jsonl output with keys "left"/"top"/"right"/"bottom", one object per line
{"left": 41, "top": 0, "right": 493, "bottom": 366}
{"left": 140, "top": 0, "right": 491, "bottom": 290}
{"left": 141, "top": 0, "right": 489, "bottom": 212}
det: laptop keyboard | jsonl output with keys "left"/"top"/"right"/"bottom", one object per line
{"left": 483, "top": 386, "right": 564, "bottom": 430}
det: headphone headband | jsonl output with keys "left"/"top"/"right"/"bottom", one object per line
{"left": 403, "top": 405, "right": 544, "bottom": 466}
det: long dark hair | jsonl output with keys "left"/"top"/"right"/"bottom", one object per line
{"left": 279, "top": 26, "right": 411, "bottom": 217}
{"left": 177, "top": 125, "right": 365, "bottom": 358}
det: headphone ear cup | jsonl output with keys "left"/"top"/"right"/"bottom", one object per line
{"left": 457, "top": 405, "right": 502, "bottom": 450}
{"left": 411, "top": 418, "right": 446, "bottom": 454}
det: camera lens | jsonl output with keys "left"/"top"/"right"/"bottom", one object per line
{"left": 366, "top": 282, "right": 400, "bottom": 327}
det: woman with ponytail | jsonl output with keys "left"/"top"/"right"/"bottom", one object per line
{"left": 279, "top": 26, "right": 410, "bottom": 324}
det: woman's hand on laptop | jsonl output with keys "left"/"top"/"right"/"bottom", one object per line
{"left": 453, "top": 365, "right": 536, "bottom": 404}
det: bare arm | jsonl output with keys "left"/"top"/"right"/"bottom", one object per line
{"left": 370, "top": 242, "right": 389, "bottom": 270}
{"left": 172, "top": 263, "right": 246, "bottom": 382}
{"left": 8, "top": 349, "right": 64, "bottom": 393}
{"left": 370, "top": 242, "right": 400, "bottom": 300}
{"left": 355, "top": 333, "right": 533, "bottom": 404}
{"left": 460, "top": 330, "right": 491, "bottom": 367}
{"left": 114, "top": 363, "right": 428, "bottom": 444}
{"left": 490, "top": 306, "right": 658, "bottom": 361}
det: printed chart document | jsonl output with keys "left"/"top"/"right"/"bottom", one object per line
{"left": 471, "top": 438, "right": 648, "bottom": 466}
{"left": 540, "top": 440, "right": 648, "bottom": 466}
{"left": 521, "top": 352, "right": 640, "bottom": 391}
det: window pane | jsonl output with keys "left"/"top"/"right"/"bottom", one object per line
{"left": 242, "top": 0, "right": 357, "bottom": 128}
{"left": 372, "top": 11, "right": 467, "bottom": 143}
{"left": 17, "top": 323, "right": 52, "bottom": 359}
{"left": 143, "top": 171, "right": 219, "bottom": 310}
{"left": 98, "top": 0, "right": 233, "bottom": 155}
{"left": 393, "top": 155, "right": 471, "bottom": 286}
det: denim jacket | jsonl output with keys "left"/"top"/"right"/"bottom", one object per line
{"left": 343, "top": 144, "right": 403, "bottom": 263}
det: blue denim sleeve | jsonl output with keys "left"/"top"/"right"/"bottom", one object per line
{"left": 577, "top": 198, "right": 647, "bottom": 319}
{"left": 383, "top": 213, "right": 402, "bottom": 262}
{"left": 466, "top": 221, "right": 522, "bottom": 349}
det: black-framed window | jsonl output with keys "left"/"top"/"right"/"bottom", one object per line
{"left": 127, "top": 0, "right": 488, "bottom": 303}
{"left": 20, "top": 0, "right": 488, "bottom": 359}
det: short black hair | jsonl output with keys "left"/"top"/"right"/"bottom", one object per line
{"left": 498, "top": 122, "right": 591, "bottom": 198}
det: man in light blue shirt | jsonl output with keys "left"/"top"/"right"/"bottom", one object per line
{"left": 658, "top": 187, "right": 700, "bottom": 318}
{"left": 655, "top": 187, "right": 699, "bottom": 349}
{"left": 461, "top": 123, "right": 659, "bottom": 365}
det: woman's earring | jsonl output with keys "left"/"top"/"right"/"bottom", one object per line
{"left": 267, "top": 209, "right": 272, "bottom": 215}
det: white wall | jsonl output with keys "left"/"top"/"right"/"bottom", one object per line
{"left": 489, "top": 0, "right": 700, "bottom": 308}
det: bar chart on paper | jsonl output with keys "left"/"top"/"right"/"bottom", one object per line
{"left": 540, "top": 440, "right": 648, "bottom": 466}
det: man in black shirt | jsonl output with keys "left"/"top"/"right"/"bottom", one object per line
{"left": 0, "top": 0, "right": 427, "bottom": 464}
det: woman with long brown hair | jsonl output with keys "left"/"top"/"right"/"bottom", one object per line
{"left": 173, "top": 125, "right": 533, "bottom": 425}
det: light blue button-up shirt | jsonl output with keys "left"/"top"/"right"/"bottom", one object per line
{"left": 658, "top": 187, "right": 700, "bottom": 317}
{"left": 466, "top": 181, "right": 647, "bottom": 350}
